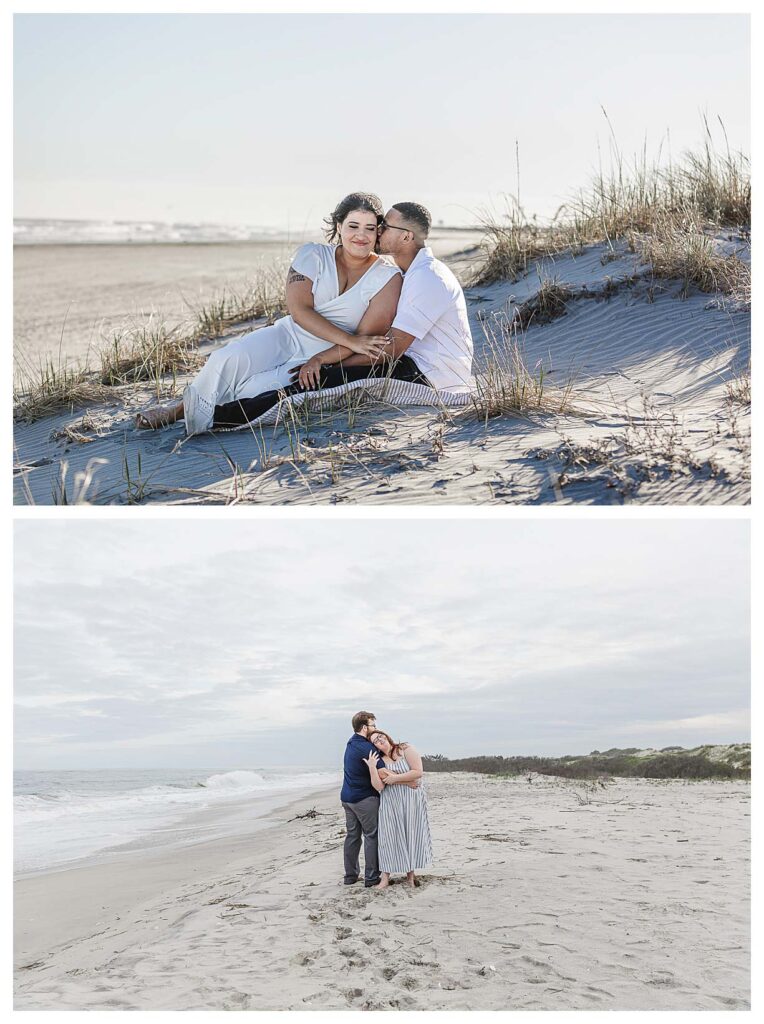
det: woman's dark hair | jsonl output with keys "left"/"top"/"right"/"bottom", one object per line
{"left": 369, "top": 730, "right": 407, "bottom": 760}
{"left": 324, "top": 192, "right": 384, "bottom": 244}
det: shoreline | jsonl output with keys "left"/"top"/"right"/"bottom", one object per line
{"left": 14, "top": 774, "right": 750, "bottom": 1010}
{"left": 15, "top": 784, "right": 338, "bottom": 964}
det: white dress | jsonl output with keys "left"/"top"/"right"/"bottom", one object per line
{"left": 183, "top": 243, "right": 401, "bottom": 435}
{"left": 378, "top": 752, "right": 433, "bottom": 873}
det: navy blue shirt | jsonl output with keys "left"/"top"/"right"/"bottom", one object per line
{"left": 340, "top": 733, "right": 385, "bottom": 804}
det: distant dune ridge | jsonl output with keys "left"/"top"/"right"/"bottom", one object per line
{"left": 13, "top": 136, "right": 750, "bottom": 505}
{"left": 423, "top": 743, "right": 752, "bottom": 780}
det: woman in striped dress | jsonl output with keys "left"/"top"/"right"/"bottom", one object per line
{"left": 363, "top": 730, "right": 433, "bottom": 889}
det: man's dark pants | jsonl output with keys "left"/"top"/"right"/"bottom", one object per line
{"left": 341, "top": 795, "right": 380, "bottom": 886}
{"left": 212, "top": 355, "right": 431, "bottom": 428}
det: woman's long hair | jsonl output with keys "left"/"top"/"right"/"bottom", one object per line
{"left": 369, "top": 729, "right": 407, "bottom": 760}
{"left": 324, "top": 192, "right": 384, "bottom": 244}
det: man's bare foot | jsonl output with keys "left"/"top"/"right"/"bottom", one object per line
{"left": 136, "top": 403, "right": 184, "bottom": 429}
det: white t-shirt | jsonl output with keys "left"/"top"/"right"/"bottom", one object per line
{"left": 392, "top": 247, "right": 474, "bottom": 393}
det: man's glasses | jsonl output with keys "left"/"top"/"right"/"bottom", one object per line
{"left": 379, "top": 221, "right": 409, "bottom": 234}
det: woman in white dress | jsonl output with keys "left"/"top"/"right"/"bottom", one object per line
{"left": 363, "top": 729, "right": 433, "bottom": 890}
{"left": 137, "top": 192, "right": 402, "bottom": 434}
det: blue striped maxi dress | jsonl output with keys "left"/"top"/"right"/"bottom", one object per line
{"left": 378, "top": 753, "right": 433, "bottom": 873}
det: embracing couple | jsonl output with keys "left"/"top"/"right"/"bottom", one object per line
{"left": 341, "top": 710, "right": 432, "bottom": 891}
{"left": 137, "top": 192, "right": 474, "bottom": 434}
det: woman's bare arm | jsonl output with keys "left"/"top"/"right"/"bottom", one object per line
{"left": 296, "top": 274, "right": 403, "bottom": 369}
{"left": 382, "top": 745, "right": 424, "bottom": 784}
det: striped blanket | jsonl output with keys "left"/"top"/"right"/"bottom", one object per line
{"left": 221, "top": 376, "right": 477, "bottom": 430}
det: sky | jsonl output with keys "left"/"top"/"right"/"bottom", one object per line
{"left": 14, "top": 518, "right": 750, "bottom": 770}
{"left": 13, "top": 12, "right": 750, "bottom": 228}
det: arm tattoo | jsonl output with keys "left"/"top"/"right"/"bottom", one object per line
{"left": 287, "top": 266, "right": 308, "bottom": 285}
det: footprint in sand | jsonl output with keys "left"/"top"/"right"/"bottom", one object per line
{"left": 291, "top": 949, "right": 324, "bottom": 966}
{"left": 338, "top": 944, "right": 368, "bottom": 967}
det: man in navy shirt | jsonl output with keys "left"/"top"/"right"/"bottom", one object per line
{"left": 341, "top": 710, "right": 385, "bottom": 887}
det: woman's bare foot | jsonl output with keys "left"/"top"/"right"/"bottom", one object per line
{"left": 374, "top": 873, "right": 391, "bottom": 890}
{"left": 405, "top": 872, "right": 416, "bottom": 888}
{"left": 136, "top": 402, "right": 184, "bottom": 429}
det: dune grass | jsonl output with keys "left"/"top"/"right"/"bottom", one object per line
{"left": 726, "top": 364, "right": 751, "bottom": 406}
{"left": 188, "top": 262, "right": 287, "bottom": 339}
{"left": 639, "top": 228, "right": 750, "bottom": 302}
{"left": 13, "top": 266, "right": 289, "bottom": 422}
{"left": 422, "top": 745, "right": 751, "bottom": 781}
{"left": 473, "top": 116, "right": 750, "bottom": 287}
{"left": 470, "top": 309, "right": 575, "bottom": 421}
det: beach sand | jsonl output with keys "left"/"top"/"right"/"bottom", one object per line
{"left": 14, "top": 774, "right": 750, "bottom": 1011}
{"left": 14, "top": 234, "right": 750, "bottom": 506}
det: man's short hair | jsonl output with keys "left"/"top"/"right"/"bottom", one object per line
{"left": 352, "top": 710, "right": 376, "bottom": 733}
{"left": 392, "top": 202, "right": 432, "bottom": 239}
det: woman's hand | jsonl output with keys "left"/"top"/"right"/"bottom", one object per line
{"left": 343, "top": 334, "right": 390, "bottom": 359}
{"left": 292, "top": 356, "right": 324, "bottom": 391}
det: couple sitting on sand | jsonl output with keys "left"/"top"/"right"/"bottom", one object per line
{"left": 341, "top": 711, "right": 432, "bottom": 890}
{"left": 137, "top": 192, "right": 474, "bottom": 435}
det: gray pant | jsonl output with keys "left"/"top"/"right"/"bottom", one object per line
{"left": 342, "top": 795, "right": 380, "bottom": 885}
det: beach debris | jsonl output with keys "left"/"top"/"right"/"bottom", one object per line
{"left": 478, "top": 964, "right": 497, "bottom": 976}
{"left": 289, "top": 807, "right": 330, "bottom": 821}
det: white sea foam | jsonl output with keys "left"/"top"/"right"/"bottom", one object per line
{"left": 13, "top": 218, "right": 293, "bottom": 246}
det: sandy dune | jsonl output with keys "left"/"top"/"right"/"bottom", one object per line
{"left": 14, "top": 774, "right": 750, "bottom": 1011}
{"left": 14, "top": 236, "right": 750, "bottom": 504}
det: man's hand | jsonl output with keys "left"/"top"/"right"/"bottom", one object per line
{"left": 344, "top": 335, "right": 390, "bottom": 359}
{"left": 291, "top": 356, "right": 324, "bottom": 391}
{"left": 406, "top": 780, "right": 419, "bottom": 789}
{"left": 378, "top": 767, "right": 390, "bottom": 782}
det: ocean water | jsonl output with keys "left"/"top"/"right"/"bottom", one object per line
{"left": 14, "top": 767, "right": 340, "bottom": 876}
{"left": 13, "top": 218, "right": 296, "bottom": 246}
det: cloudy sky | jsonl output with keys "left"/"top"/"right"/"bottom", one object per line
{"left": 14, "top": 519, "right": 750, "bottom": 770}
{"left": 14, "top": 12, "right": 749, "bottom": 227}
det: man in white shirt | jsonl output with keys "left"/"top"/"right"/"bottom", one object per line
{"left": 375, "top": 202, "right": 474, "bottom": 394}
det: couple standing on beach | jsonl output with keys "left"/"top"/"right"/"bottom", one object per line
{"left": 341, "top": 711, "right": 432, "bottom": 890}
{"left": 137, "top": 192, "right": 474, "bottom": 434}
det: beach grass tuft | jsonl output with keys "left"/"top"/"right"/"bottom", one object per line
{"left": 189, "top": 262, "right": 288, "bottom": 340}
{"left": 639, "top": 228, "right": 750, "bottom": 301}
{"left": 99, "top": 319, "right": 203, "bottom": 388}
{"left": 474, "top": 117, "right": 750, "bottom": 288}
{"left": 470, "top": 311, "right": 575, "bottom": 421}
